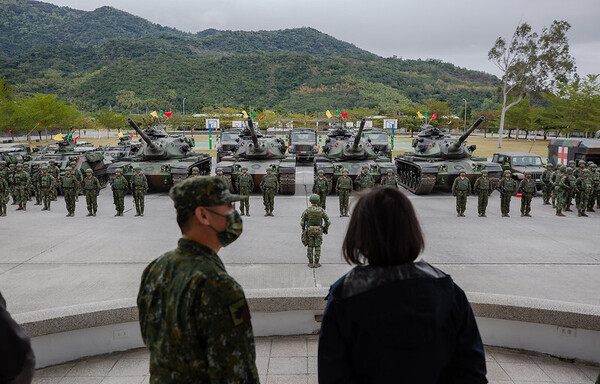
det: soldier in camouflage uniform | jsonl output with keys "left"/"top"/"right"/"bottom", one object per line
{"left": 551, "top": 165, "right": 564, "bottom": 208}
{"left": 574, "top": 160, "right": 587, "bottom": 179}
{"left": 335, "top": 168, "right": 353, "bottom": 217}
{"left": 39, "top": 165, "right": 55, "bottom": 211}
{"left": 70, "top": 162, "right": 83, "bottom": 201}
{"left": 451, "top": 171, "right": 471, "bottom": 217}
{"left": 82, "top": 168, "right": 101, "bottom": 216}
{"left": 7, "top": 164, "right": 16, "bottom": 205}
{"left": 0, "top": 172, "right": 8, "bottom": 216}
{"left": 13, "top": 163, "right": 30, "bottom": 211}
{"left": 215, "top": 167, "right": 231, "bottom": 190}
{"left": 30, "top": 163, "right": 41, "bottom": 205}
{"left": 554, "top": 167, "right": 570, "bottom": 216}
{"left": 518, "top": 172, "right": 536, "bottom": 217}
{"left": 111, "top": 168, "right": 130, "bottom": 216}
{"left": 137, "top": 176, "right": 259, "bottom": 383}
{"left": 312, "top": 170, "right": 331, "bottom": 210}
{"left": 380, "top": 169, "right": 398, "bottom": 187}
{"left": 260, "top": 168, "right": 279, "bottom": 216}
{"left": 576, "top": 169, "right": 593, "bottom": 217}
{"left": 188, "top": 166, "right": 200, "bottom": 178}
{"left": 541, "top": 163, "right": 553, "bottom": 205}
{"left": 236, "top": 166, "right": 254, "bottom": 216}
{"left": 355, "top": 165, "right": 375, "bottom": 191}
{"left": 60, "top": 168, "right": 79, "bottom": 217}
{"left": 497, "top": 170, "right": 517, "bottom": 217}
{"left": 473, "top": 170, "right": 493, "bottom": 217}
{"left": 130, "top": 167, "right": 149, "bottom": 216}
{"left": 588, "top": 163, "right": 599, "bottom": 212}
{"left": 48, "top": 160, "right": 60, "bottom": 201}
{"left": 301, "top": 194, "right": 331, "bottom": 268}
{"left": 565, "top": 167, "right": 576, "bottom": 212}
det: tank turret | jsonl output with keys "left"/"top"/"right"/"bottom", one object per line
{"left": 233, "top": 117, "right": 287, "bottom": 160}
{"left": 413, "top": 116, "right": 484, "bottom": 159}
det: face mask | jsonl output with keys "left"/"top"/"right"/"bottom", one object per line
{"left": 206, "top": 208, "right": 243, "bottom": 247}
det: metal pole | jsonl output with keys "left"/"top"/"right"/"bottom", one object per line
{"left": 462, "top": 98, "right": 467, "bottom": 133}
{"left": 183, "top": 97, "right": 186, "bottom": 115}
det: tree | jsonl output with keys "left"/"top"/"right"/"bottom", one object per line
{"left": 0, "top": 78, "right": 18, "bottom": 137}
{"left": 115, "top": 90, "right": 141, "bottom": 114}
{"left": 488, "top": 20, "right": 576, "bottom": 147}
{"left": 20, "top": 94, "right": 80, "bottom": 134}
{"left": 505, "top": 98, "right": 533, "bottom": 139}
{"left": 95, "top": 110, "right": 128, "bottom": 130}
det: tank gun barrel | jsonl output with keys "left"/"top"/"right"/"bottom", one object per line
{"left": 127, "top": 118, "right": 156, "bottom": 149}
{"left": 247, "top": 117, "right": 259, "bottom": 148}
{"left": 453, "top": 116, "right": 485, "bottom": 149}
{"left": 352, "top": 118, "right": 366, "bottom": 149}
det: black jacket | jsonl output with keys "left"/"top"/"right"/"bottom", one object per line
{"left": 0, "top": 292, "right": 35, "bottom": 384}
{"left": 318, "top": 261, "right": 487, "bottom": 384}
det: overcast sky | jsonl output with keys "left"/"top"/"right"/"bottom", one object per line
{"left": 41, "top": 0, "right": 600, "bottom": 77}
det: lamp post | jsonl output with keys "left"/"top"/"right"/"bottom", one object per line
{"left": 182, "top": 97, "right": 186, "bottom": 115}
{"left": 462, "top": 98, "right": 467, "bottom": 133}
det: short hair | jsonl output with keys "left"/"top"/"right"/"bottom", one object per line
{"left": 343, "top": 186, "right": 424, "bottom": 266}
{"left": 176, "top": 209, "right": 195, "bottom": 233}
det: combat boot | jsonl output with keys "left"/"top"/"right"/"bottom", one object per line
{"left": 587, "top": 208, "right": 595, "bottom": 212}
{"left": 581, "top": 212, "right": 588, "bottom": 217}
{"left": 16, "top": 205, "right": 23, "bottom": 210}
{"left": 22, "top": 206, "right": 26, "bottom": 211}
{"left": 556, "top": 211, "right": 565, "bottom": 216}
{"left": 87, "top": 212, "right": 93, "bottom": 216}
{"left": 525, "top": 213, "right": 531, "bottom": 217}
{"left": 240, "top": 211, "right": 245, "bottom": 216}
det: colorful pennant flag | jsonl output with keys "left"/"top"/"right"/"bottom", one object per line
{"left": 417, "top": 112, "right": 424, "bottom": 119}
{"left": 341, "top": 113, "right": 348, "bottom": 119}
{"left": 425, "top": 111, "right": 429, "bottom": 117}
{"left": 160, "top": 110, "right": 164, "bottom": 117}
{"left": 150, "top": 111, "right": 158, "bottom": 118}
{"left": 130, "top": 131, "right": 135, "bottom": 138}
{"left": 336, "top": 108, "right": 340, "bottom": 117}
{"left": 36, "top": 122, "right": 40, "bottom": 125}
{"left": 53, "top": 133, "right": 64, "bottom": 141}
{"left": 259, "top": 114, "right": 267, "bottom": 121}
{"left": 326, "top": 110, "right": 333, "bottom": 119}
{"left": 164, "top": 111, "right": 173, "bottom": 118}
{"left": 73, "top": 135, "right": 80, "bottom": 141}
{"left": 242, "top": 110, "right": 249, "bottom": 119}
{"left": 126, "top": 131, "right": 130, "bottom": 136}
{"left": 431, "top": 113, "right": 437, "bottom": 119}
{"left": 117, "top": 132, "right": 123, "bottom": 138}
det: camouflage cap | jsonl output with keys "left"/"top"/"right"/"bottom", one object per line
{"left": 169, "top": 176, "right": 245, "bottom": 212}
{"left": 266, "top": 168, "right": 272, "bottom": 173}
{"left": 41, "top": 164, "right": 48, "bottom": 170}
{"left": 216, "top": 167, "right": 223, "bottom": 172}
{"left": 362, "top": 165, "right": 369, "bottom": 170}
{"left": 459, "top": 170, "right": 466, "bottom": 174}
{"left": 65, "top": 168, "right": 72, "bottom": 173}
{"left": 579, "top": 160, "right": 587, "bottom": 166}
{"left": 16, "top": 163, "right": 23, "bottom": 169}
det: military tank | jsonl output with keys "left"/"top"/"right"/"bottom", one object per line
{"left": 103, "top": 136, "right": 141, "bottom": 161}
{"left": 106, "top": 119, "right": 212, "bottom": 191}
{"left": 395, "top": 116, "right": 502, "bottom": 194}
{"left": 322, "top": 122, "right": 353, "bottom": 154}
{"left": 216, "top": 117, "right": 296, "bottom": 194}
{"left": 314, "top": 118, "right": 396, "bottom": 192}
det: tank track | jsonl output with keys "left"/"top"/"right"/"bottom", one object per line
{"left": 396, "top": 160, "right": 436, "bottom": 195}
{"left": 279, "top": 173, "right": 296, "bottom": 195}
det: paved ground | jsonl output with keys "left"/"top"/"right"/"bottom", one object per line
{"left": 1, "top": 163, "right": 599, "bottom": 314}
{"left": 33, "top": 335, "right": 599, "bottom": 384}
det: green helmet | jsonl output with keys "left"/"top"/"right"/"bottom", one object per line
{"left": 309, "top": 194, "right": 320, "bottom": 204}
{"left": 65, "top": 168, "right": 72, "bottom": 174}
{"left": 578, "top": 160, "right": 586, "bottom": 166}
{"left": 41, "top": 165, "right": 48, "bottom": 170}
{"left": 459, "top": 170, "right": 466, "bottom": 175}
{"left": 318, "top": 170, "right": 324, "bottom": 175}
{"left": 587, "top": 161, "right": 595, "bottom": 167}
{"left": 568, "top": 160, "right": 576, "bottom": 166}
{"left": 241, "top": 167, "right": 248, "bottom": 172}
{"left": 342, "top": 168, "right": 349, "bottom": 174}
{"left": 192, "top": 167, "right": 199, "bottom": 173}
{"left": 49, "top": 160, "right": 56, "bottom": 164}
{"left": 583, "top": 169, "right": 591, "bottom": 174}
{"left": 560, "top": 165, "right": 566, "bottom": 172}
{"left": 481, "top": 170, "right": 488, "bottom": 175}
{"left": 566, "top": 167, "right": 574, "bottom": 173}
{"left": 86, "top": 168, "right": 93, "bottom": 174}
{"left": 363, "top": 165, "right": 369, "bottom": 170}
{"left": 16, "top": 163, "right": 22, "bottom": 169}
{"left": 216, "top": 167, "right": 223, "bottom": 173}
{"left": 387, "top": 169, "right": 393, "bottom": 174}
{"left": 115, "top": 168, "right": 123, "bottom": 174}
{"left": 591, "top": 163, "right": 598, "bottom": 169}
{"left": 546, "top": 163, "right": 553, "bottom": 169}
{"left": 266, "top": 168, "right": 272, "bottom": 173}
{"left": 70, "top": 162, "right": 77, "bottom": 168}
{"left": 135, "top": 167, "right": 142, "bottom": 172}
{"left": 503, "top": 170, "right": 511, "bottom": 175}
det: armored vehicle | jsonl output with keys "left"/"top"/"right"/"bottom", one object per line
{"left": 547, "top": 137, "right": 600, "bottom": 167}
{"left": 287, "top": 128, "right": 318, "bottom": 162}
{"left": 395, "top": 116, "right": 502, "bottom": 194}
{"left": 0, "top": 143, "right": 32, "bottom": 164}
{"left": 314, "top": 119, "right": 396, "bottom": 191}
{"left": 362, "top": 128, "right": 392, "bottom": 159}
{"left": 103, "top": 136, "right": 141, "bottom": 161}
{"left": 217, "top": 128, "right": 244, "bottom": 162}
{"left": 216, "top": 118, "right": 296, "bottom": 194}
{"left": 106, "top": 119, "right": 212, "bottom": 191}
{"left": 322, "top": 122, "right": 353, "bottom": 154}
{"left": 492, "top": 152, "right": 545, "bottom": 191}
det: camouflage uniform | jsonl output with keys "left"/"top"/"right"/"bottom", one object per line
{"left": 589, "top": 164, "right": 599, "bottom": 211}
{"left": 260, "top": 170, "right": 279, "bottom": 216}
{"left": 550, "top": 167, "right": 563, "bottom": 208}
{"left": 188, "top": 166, "right": 200, "bottom": 178}
{"left": 355, "top": 166, "right": 375, "bottom": 191}
{"left": 565, "top": 168, "right": 576, "bottom": 211}
{"left": 48, "top": 162, "right": 60, "bottom": 201}
{"left": 541, "top": 164, "right": 554, "bottom": 205}
{"left": 13, "top": 164, "right": 31, "bottom": 211}
{"left": 216, "top": 168, "right": 231, "bottom": 191}
{"left": 111, "top": 170, "right": 129, "bottom": 216}
{"left": 7, "top": 164, "right": 16, "bottom": 205}
{"left": 30, "top": 164, "right": 41, "bottom": 205}
{"left": 555, "top": 171, "right": 570, "bottom": 216}
{"left": 236, "top": 168, "right": 254, "bottom": 216}
{"left": 38, "top": 167, "right": 55, "bottom": 211}
{"left": 0, "top": 173, "right": 8, "bottom": 216}
{"left": 301, "top": 194, "right": 331, "bottom": 268}
{"left": 380, "top": 170, "right": 398, "bottom": 188}
{"left": 82, "top": 169, "right": 101, "bottom": 216}
{"left": 518, "top": 174, "right": 536, "bottom": 217}
{"left": 576, "top": 170, "right": 593, "bottom": 217}
{"left": 137, "top": 176, "right": 258, "bottom": 384}
{"left": 70, "top": 163, "right": 83, "bottom": 201}
{"left": 335, "top": 170, "right": 353, "bottom": 217}
{"left": 60, "top": 170, "right": 80, "bottom": 217}
{"left": 451, "top": 173, "right": 471, "bottom": 217}
{"left": 312, "top": 171, "right": 331, "bottom": 210}
{"left": 497, "top": 172, "right": 516, "bottom": 217}
{"left": 131, "top": 169, "right": 149, "bottom": 216}
{"left": 473, "top": 171, "right": 493, "bottom": 217}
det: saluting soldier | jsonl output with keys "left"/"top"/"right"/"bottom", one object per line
{"left": 13, "top": 163, "right": 30, "bottom": 211}
{"left": 473, "top": 170, "right": 493, "bottom": 217}
{"left": 518, "top": 172, "right": 536, "bottom": 217}
{"left": 38, "top": 165, "right": 55, "bottom": 211}
{"left": 236, "top": 166, "right": 254, "bottom": 216}
{"left": 130, "top": 167, "right": 148, "bottom": 217}
{"left": 541, "top": 163, "right": 554, "bottom": 205}
{"left": 260, "top": 168, "right": 279, "bottom": 216}
{"left": 82, "top": 168, "right": 101, "bottom": 216}
{"left": 0, "top": 172, "right": 8, "bottom": 216}
{"left": 60, "top": 168, "right": 80, "bottom": 217}
{"left": 451, "top": 171, "right": 471, "bottom": 217}
{"left": 312, "top": 170, "right": 331, "bottom": 210}
{"left": 355, "top": 165, "right": 375, "bottom": 191}
{"left": 111, "top": 168, "right": 130, "bottom": 216}
{"left": 497, "top": 170, "right": 517, "bottom": 217}
{"left": 335, "top": 168, "right": 353, "bottom": 217}
{"left": 301, "top": 194, "right": 330, "bottom": 268}
{"left": 576, "top": 169, "right": 593, "bottom": 217}
{"left": 380, "top": 169, "right": 398, "bottom": 187}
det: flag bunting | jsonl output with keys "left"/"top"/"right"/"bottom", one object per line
{"left": 326, "top": 110, "right": 333, "bottom": 119}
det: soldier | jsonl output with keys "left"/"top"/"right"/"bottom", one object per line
{"left": 7, "top": 164, "right": 16, "bottom": 205}
{"left": 588, "top": 163, "right": 599, "bottom": 212}
{"left": 473, "top": 170, "right": 493, "bottom": 217}
{"left": 451, "top": 171, "right": 471, "bottom": 217}
{"left": 188, "top": 166, "right": 200, "bottom": 178}
{"left": 130, "top": 167, "right": 149, "bottom": 216}
{"left": 335, "top": 168, "right": 353, "bottom": 217}
{"left": 551, "top": 165, "right": 564, "bottom": 208}
{"left": 30, "top": 163, "right": 41, "bottom": 205}
{"left": 565, "top": 167, "right": 576, "bottom": 212}
{"left": 541, "top": 163, "right": 554, "bottom": 205}
{"left": 0, "top": 161, "right": 6, "bottom": 178}
{"left": 111, "top": 168, "right": 130, "bottom": 216}
{"left": 301, "top": 194, "right": 330, "bottom": 268}
{"left": 574, "top": 159, "right": 587, "bottom": 179}
{"left": 60, "top": 168, "right": 79, "bottom": 217}
{"left": 554, "top": 167, "right": 570, "bottom": 216}
{"left": 355, "top": 165, "right": 374, "bottom": 191}
{"left": 48, "top": 160, "right": 60, "bottom": 201}
{"left": 82, "top": 168, "right": 101, "bottom": 216}
{"left": 236, "top": 166, "right": 254, "bottom": 216}
{"left": 38, "top": 165, "right": 55, "bottom": 211}
{"left": 380, "top": 169, "right": 398, "bottom": 187}
{"left": 137, "top": 176, "right": 259, "bottom": 383}
{"left": 0, "top": 172, "right": 8, "bottom": 216}
{"left": 13, "top": 163, "right": 30, "bottom": 211}
{"left": 70, "top": 162, "right": 83, "bottom": 201}
{"left": 215, "top": 167, "right": 231, "bottom": 190}
{"left": 312, "top": 170, "right": 331, "bottom": 210}
{"left": 576, "top": 169, "right": 593, "bottom": 217}
{"left": 497, "top": 170, "right": 517, "bottom": 217}
{"left": 518, "top": 172, "right": 536, "bottom": 217}
{"left": 260, "top": 168, "right": 279, "bottom": 216}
